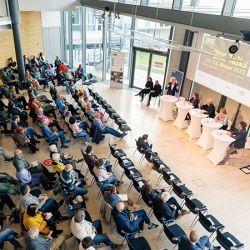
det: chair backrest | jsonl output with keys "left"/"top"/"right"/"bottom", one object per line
{"left": 172, "top": 182, "right": 185, "bottom": 199}
{"left": 135, "top": 139, "right": 145, "bottom": 154}
{"left": 109, "top": 143, "right": 117, "bottom": 157}
{"left": 216, "top": 230, "right": 235, "bottom": 249}
{"left": 198, "top": 211, "right": 213, "bottom": 231}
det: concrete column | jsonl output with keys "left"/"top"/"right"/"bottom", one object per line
{"left": 81, "top": 7, "right": 86, "bottom": 69}
{"left": 8, "top": 0, "right": 25, "bottom": 81}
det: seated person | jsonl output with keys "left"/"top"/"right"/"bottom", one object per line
{"left": 8, "top": 101, "right": 28, "bottom": 124}
{"left": 93, "top": 113, "right": 127, "bottom": 139}
{"left": 200, "top": 99, "right": 216, "bottom": 118}
{"left": 166, "top": 77, "right": 179, "bottom": 96}
{"left": 153, "top": 192, "right": 189, "bottom": 222}
{"left": 179, "top": 230, "right": 221, "bottom": 250}
{"left": 14, "top": 126, "right": 39, "bottom": 153}
{"left": 20, "top": 184, "right": 65, "bottom": 221}
{"left": 23, "top": 204, "right": 62, "bottom": 238}
{"left": 30, "top": 98, "right": 57, "bottom": 119}
{"left": 44, "top": 64, "right": 56, "bottom": 86}
{"left": 49, "top": 144, "right": 83, "bottom": 169}
{"left": 85, "top": 145, "right": 112, "bottom": 172}
{"left": 55, "top": 94, "right": 79, "bottom": 116}
{"left": 0, "top": 172, "right": 18, "bottom": 185}
{"left": 33, "top": 68, "right": 49, "bottom": 90}
{"left": 13, "top": 149, "right": 56, "bottom": 180}
{"left": 75, "top": 64, "right": 85, "bottom": 78}
{"left": 0, "top": 111, "right": 10, "bottom": 134}
{"left": 8, "top": 86, "right": 28, "bottom": 110}
{"left": 137, "top": 134, "right": 152, "bottom": 151}
{"left": 16, "top": 167, "right": 54, "bottom": 190}
{"left": 113, "top": 202, "right": 158, "bottom": 235}
{"left": 93, "top": 159, "right": 121, "bottom": 190}
{"left": 25, "top": 70, "right": 40, "bottom": 90}
{"left": 0, "top": 146, "right": 13, "bottom": 162}
{"left": 41, "top": 120, "right": 70, "bottom": 148}
{"left": 59, "top": 164, "right": 88, "bottom": 197}
{"left": 189, "top": 92, "right": 200, "bottom": 109}
{"left": 0, "top": 225, "right": 22, "bottom": 250}
{"left": 81, "top": 97, "right": 104, "bottom": 122}
{"left": 147, "top": 80, "right": 162, "bottom": 106}
{"left": 37, "top": 108, "right": 63, "bottom": 131}
{"left": 220, "top": 121, "right": 248, "bottom": 164}
{"left": 25, "top": 227, "right": 69, "bottom": 250}
{"left": 31, "top": 55, "right": 41, "bottom": 67}
{"left": 63, "top": 68, "right": 75, "bottom": 82}
{"left": 72, "top": 89, "right": 80, "bottom": 103}
{"left": 135, "top": 77, "right": 153, "bottom": 101}
{"left": 64, "top": 110, "right": 81, "bottom": 124}
{"left": 70, "top": 210, "right": 123, "bottom": 250}
{"left": 56, "top": 70, "right": 70, "bottom": 88}
{"left": 214, "top": 107, "right": 228, "bottom": 130}
{"left": 104, "top": 185, "right": 134, "bottom": 209}
{"left": 55, "top": 56, "right": 62, "bottom": 68}
{"left": 51, "top": 153, "right": 85, "bottom": 179}
{"left": 141, "top": 180, "right": 165, "bottom": 205}
{"left": 68, "top": 116, "right": 89, "bottom": 144}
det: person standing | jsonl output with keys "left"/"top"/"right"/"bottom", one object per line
{"left": 166, "top": 77, "right": 179, "bottom": 96}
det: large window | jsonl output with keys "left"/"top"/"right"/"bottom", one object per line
{"left": 64, "top": 12, "right": 70, "bottom": 65}
{"left": 181, "top": 0, "right": 225, "bottom": 15}
{"left": 141, "top": 0, "right": 173, "bottom": 9}
{"left": 72, "top": 8, "right": 82, "bottom": 68}
{"left": 233, "top": 0, "right": 250, "bottom": 18}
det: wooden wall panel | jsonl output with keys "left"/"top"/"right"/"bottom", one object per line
{"left": 0, "top": 11, "right": 44, "bottom": 68}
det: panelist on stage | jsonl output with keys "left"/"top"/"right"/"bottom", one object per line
{"left": 166, "top": 77, "right": 179, "bottom": 96}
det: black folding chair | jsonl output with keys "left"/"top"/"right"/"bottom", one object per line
{"left": 216, "top": 230, "right": 244, "bottom": 250}
{"left": 134, "top": 139, "right": 145, "bottom": 164}
{"left": 172, "top": 182, "right": 193, "bottom": 207}
{"left": 126, "top": 235, "right": 151, "bottom": 250}
{"left": 184, "top": 196, "right": 207, "bottom": 228}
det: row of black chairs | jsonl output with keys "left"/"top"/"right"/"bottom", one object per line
{"left": 132, "top": 142, "right": 244, "bottom": 249}
{"left": 88, "top": 88, "right": 132, "bottom": 138}
{"left": 110, "top": 143, "right": 244, "bottom": 250}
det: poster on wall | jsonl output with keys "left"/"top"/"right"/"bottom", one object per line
{"left": 170, "top": 69, "right": 184, "bottom": 97}
{"left": 110, "top": 52, "right": 125, "bottom": 89}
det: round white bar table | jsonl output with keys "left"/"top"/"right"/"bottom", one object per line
{"left": 207, "top": 130, "right": 235, "bottom": 165}
{"left": 173, "top": 101, "right": 194, "bottom": 129}
{"left": 186, "top": 109, "right": 208, "bottom": 139}
{"left": 196, "top": 118, "right": 222, "bottom": 150}
{"left": 158, "top": 95, "right": 178, "bottom": 122}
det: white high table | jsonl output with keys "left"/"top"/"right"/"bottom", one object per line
{"left": 158, "top": 95, "right": 178, "bottom": 122}
{"left": 186, "top": 109, "right": 208, "bottom": 139}
{"left": 173, "top": 101, "right": 194, "bottom": 129}
{"left": 207, "top": 130, "right": 235, "bottom": 165}
{"left": 196, "top": 118, "right": 222, "bottom": 150}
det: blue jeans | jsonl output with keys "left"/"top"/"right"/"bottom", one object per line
{"left": 50, "top": 131, "right": 67, "bottom": 145}
{"left": 39, "top": 198, "right": 61, "bottom": 220}
{"left": 131, "top": 209, "right": 150, "bottom": 232}
{"left": 103, "top": 127, "right": 122, "bottom": 138}
{"left": 101, "top": 175, "right": 118, "bottom": 190}
{"left": 73, "top": 185, "right": 88, "bottom": 196}
{"left": 196, "top": 236, "right": 212, "bottom": 249}
{"left": 79, "top": 122, "right": 89, "bottom": 131}
{"left": 74, "top": 131, "right": 89, "bottom": 142}
{"left": 166, "top": 197, "right": 182, "bottom": 219}
{"left": 0, "top": 228, "right": 21, "bottom": 249}
{"left": 24, "top": 127, "right": 37, "bottom": 141}
{"left": 92, "top": 220, "right": 116, "bottom": 248}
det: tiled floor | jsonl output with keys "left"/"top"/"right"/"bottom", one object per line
{"left": 1, "top": 83, "right": 249, "bottom": 249}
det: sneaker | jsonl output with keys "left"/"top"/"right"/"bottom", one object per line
{"left": 181, "top": 209, "right": 190, "bottom": 216}
{"left": 61, "top": 144, "right": 69, "bottom": 149}
{"left": 4, "top": 157, "right": 13, "bottom": 162}
{"left": 117, "top": 180, "right": 124, "bottom": 186}
{"left": 58, "top": 199, "right": 64, "bottom": 207}
{"left": 37, "top": 134, "right": 44, "bottom": 139}
{"left": 212, "top": 246, "right": 221, "bottom": 250}
{"left": 77, "top": 158, "right": 84, "bottom": 163}
{"left": 140, "top": 99, "right": 143, "bottom": 102}
{"left": 146, "top": 103, "right": 150, "bottom": 106}
{"left": 65, "top": 139, "right": 71, "bottom": 143}
{"left": 121, "top": 132, "right": 128, "bottom": 139}
{"left": 148, "top": 223, "right": 158, "bottom": 230}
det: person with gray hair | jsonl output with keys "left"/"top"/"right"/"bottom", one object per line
{"left": 70, "top": 210, "right": 123, "bottom": 250}
{"left": 40, "top": 119, "right": 70, "bottom": 148}
{"left": 25, "top": 227, "right": 70, "bottom": 250}
{"left": 153, "top": 191, "right": 189, "bottom": 223}
{"left": 166, "top": 77, "right": 179, "bottom": 96}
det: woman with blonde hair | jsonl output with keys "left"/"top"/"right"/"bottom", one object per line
{"left": 214, "top": 107, "right": 228, "bottom": 130}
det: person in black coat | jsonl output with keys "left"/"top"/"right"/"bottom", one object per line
{"left": 135, "top": 77, "right": 153, "bottom": 101}
{"left": 220, "top": 121, "right": 248, "bottom": 164}
{"left": 200, "top": 99, "right": 216, "bottom": 118}
{"left": 166, "top": 77, "right": 179, "bottom": 96}
{"left": 189, "top": 92, "right": 200, "bottom": 109}
{"left": 153, "top": 192, "right": 189, "bottom": 223}
{"left": 147, "top": 80, "right": 162, "bottom": 106}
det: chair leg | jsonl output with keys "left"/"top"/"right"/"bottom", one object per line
{"left": 128, "top": 181, "right": 133, "bottom": 193}
{"left": 148, "top": 208, "right": 153, "bottom": 218}
{"left": 156, "top": 175, "right": 163, "bottom": 185}
{"left": 190, "top": 214, "right": 199, "bottom": 229}
{"left": 136, "top": 194, "right": 142, "bottom": 204}
{"left": 158, "top": 226, "right": 164, "bottom": 238}
{"left": 120, "top": 171, "right": 125, "bottom": 181}
{"left": 133, "top": 149, "right": 137, "bottom": 157}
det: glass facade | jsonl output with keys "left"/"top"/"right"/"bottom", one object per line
{"left": 233, "top": 0, "right": 250, "bottom": 18}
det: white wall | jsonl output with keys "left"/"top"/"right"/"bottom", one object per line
{"left": 41, "top": 11, "right": 61, "bottom": 28}
{"left": 19, "top": 0, "right": 80, "bottom": 11}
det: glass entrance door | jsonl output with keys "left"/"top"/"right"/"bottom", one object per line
{"left": 133, "top": 50, "right": 150, "bottom": 89}
{"left": 131, "top": 48, "right": 168, "bottom": 89}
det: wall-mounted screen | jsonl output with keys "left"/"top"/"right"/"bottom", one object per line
{"left": 195, "top": 34, "right": 250, "bottom": 107}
